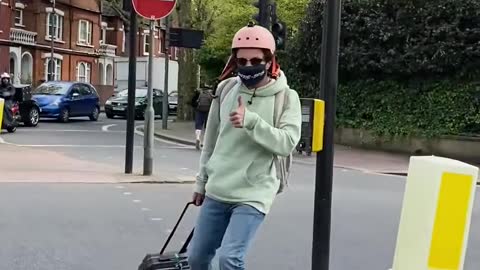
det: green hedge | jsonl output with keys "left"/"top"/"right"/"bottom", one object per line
{"left": 284, "top": 0, "right": 480, "bottom": 136}
{"left": 337, "top": 80, "right": 480, "bottom": 137}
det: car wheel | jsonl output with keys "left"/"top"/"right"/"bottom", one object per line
{"left": 89, "top": 106, "right": 100, "bottom": 121}
{"left": 25, "top": 107, "right": 40, "bottom": 127}
{"left": 59, "top": 108, "right": 69, "bottom": 123}
{"left": 106, "top": 112, "right": 114, "bottom": 119}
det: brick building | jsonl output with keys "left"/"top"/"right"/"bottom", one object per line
{"left": 0, "top": 0, "right": 116, "bottom": 96}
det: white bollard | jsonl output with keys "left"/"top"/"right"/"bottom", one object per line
{"left": 391, "top": 156, "right": 478, "bottom": 270}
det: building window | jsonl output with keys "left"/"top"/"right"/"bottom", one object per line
{"left": 78, "top": 20, "right": 92, "bottom": 45}
{"left": 15, "top": 9, "right": 23, "bottom": 26}
{"left": 45, "top": 58, "right": 62, "bottom": 81}
{"left": 76, "top": 62, "right": 91, "bottom": 83}
{"left": 144, "top": 34, "right": 150, "bottom": 55}
{"left": 47, "top": 13, "right": 64, "bottom": 41}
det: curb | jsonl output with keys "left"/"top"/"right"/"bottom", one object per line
{"left": 153, "top": 131, "right": 196, "bottom": 146}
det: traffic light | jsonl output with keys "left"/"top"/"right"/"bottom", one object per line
{"left": 252, "top": 0, "right": 270, "bottom": 28}
{"left": 272, "top": 21, "right": 287, "bottom": 50}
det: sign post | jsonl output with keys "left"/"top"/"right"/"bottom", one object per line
{"left": 132, "top": 0, "right": 177, "bottom": 176}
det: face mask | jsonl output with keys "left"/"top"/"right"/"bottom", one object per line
{"left": 237, "top": 64, "right": 267, "bottom": 88}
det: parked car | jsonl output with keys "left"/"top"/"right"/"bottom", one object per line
{"left": 168, "top": 91, "right": 178, "bottom": 114}
{"left": 104, "top": 88, "right": 164, "bottom": 119}
{"left": 32, "top": 81, "right": 100, "bottom": 123}
{"left": 13, "top": 84, "right": 40, "bottom": 127}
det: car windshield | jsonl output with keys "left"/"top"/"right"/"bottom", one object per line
{"left": 33, "top": 83, "right": 70, "bottom": 95}
{"left": 118, "top": 89, "right": 148, "bottom": 98}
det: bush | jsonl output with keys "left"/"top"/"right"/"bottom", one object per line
{"left": 337, "top": 80, "right": 480, "bottom": 137}
{"left": 284, "top": 0, "right": 480, "bottom": 136}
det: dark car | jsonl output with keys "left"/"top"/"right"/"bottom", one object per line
{"left": 104, "top": 88, "right": 164, "bottom": 119}
{"left": 32, "top": 81, "right": 100, "bottom": 122}
{"left": 13, "top": 84, "right": 40, "bottom": 127}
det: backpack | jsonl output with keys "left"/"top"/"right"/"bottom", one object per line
{"left": 196, "top": 90, "right": 212, "bottom": 112}
{"left": 216, "top": 78, "right": 293, "bottom": 194}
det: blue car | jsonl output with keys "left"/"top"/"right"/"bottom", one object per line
{"left": 32, "top": 81, "right": 100, "bottom": 122}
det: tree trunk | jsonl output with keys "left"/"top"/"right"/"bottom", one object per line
{"left": 174, "top": 0, "right": 198, "bottom": 121}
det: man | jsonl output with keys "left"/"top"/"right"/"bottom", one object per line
{"left": 187, "top": 23, "right": 302, "bottom": 270}
{"left": 191, "top": 87, "right": 214, "bottom": 150}
{"left": 0, "top": 72, "right": 16, "bottom": 127}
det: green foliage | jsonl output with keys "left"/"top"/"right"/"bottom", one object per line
{"left": 194, "top": 0, "right": 309, "bottom": 83}
{"left": 337, "top": 80, "right": 480, "bottom": 137}
{"left": 284, "top": 0, "right": 480, "bottom": 136}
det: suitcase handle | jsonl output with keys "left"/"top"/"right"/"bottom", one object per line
{"left": 160, "top": 202, "right": 194, "bottom": 255}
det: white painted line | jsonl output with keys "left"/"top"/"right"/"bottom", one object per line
{"left": 17, "top": 144, "right": 143, "bottom": 148}
{"left": 180, "top": 168, "right": 189, "bottom": 170}
{"left": 115, "top": 185, "right": 125, "bottom": 189}
{"left": 102, "top": 124, "right": 117, "bottom": 132}
{"left": 0, "top": 137, "right": 5, "bottom": 144}
{"left": 166, "top": 229, "right": 173, "bottom": 233}
{"left": 141, "top": 208, "right": 151, "bottom": 211}
{"left": 123, "top": 192, "right": 132, "bottom": 195}
{"left": 18, "top": 129, "right": 124, "bottom": 133}
{"left": 151, "top": 218, "right": 163, "bottom": 221}
{"left": 132, "top": 199, "right": 141, "bottom": 203}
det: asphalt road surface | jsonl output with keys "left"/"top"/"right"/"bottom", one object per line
{"left": 1, "top": 115, "right": 479, "bottom": 270}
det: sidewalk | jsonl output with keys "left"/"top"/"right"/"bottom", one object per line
{"left": 154, "top": 121, "right": 414, "bottom": 175}
{"left": 0, "top": 143, "right": 191, "bottom": 183}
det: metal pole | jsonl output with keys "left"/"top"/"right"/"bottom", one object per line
{"left": 143, "top": 20, "right": 155, "bottom": 176}
{"left": 125, "top": 3, "right": 137, "bottom": 174}
{"left": 49, "top": 0, "right": 55, "bottom": 81}
{"left": 312, "top": 0, "right": 342, "bottom": 269}
{"left": 162, "top": 16, "right": 170, "bottom": 130}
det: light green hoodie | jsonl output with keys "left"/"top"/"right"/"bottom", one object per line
{"left": 195, "top": 71, "right": 302, "bottom": 214}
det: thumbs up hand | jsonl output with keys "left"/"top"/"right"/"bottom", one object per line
{"left": 229, "top": 96, "right": 246, "bottom": 128}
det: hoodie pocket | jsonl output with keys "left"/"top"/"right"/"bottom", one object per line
{"left": 244, "top": 155, "right": 274, "bottom": 186}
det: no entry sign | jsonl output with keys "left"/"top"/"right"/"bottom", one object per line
{"left": 132, "top": 0, "right": 176, "bottom": 20}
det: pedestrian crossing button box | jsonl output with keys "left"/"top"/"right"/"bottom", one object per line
{"left": 296, "top": 98, "right": 325, "bottom": 155}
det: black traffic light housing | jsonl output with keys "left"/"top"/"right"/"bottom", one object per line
{"left": 252, "top": 0, "right": 270, "bottom": 28}
{"left": 272, "top": 20, "right": 287, "bottom": 50}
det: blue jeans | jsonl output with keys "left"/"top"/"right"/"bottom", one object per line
{"left": 188, "top": 197, "right": 265, "bottom": 270}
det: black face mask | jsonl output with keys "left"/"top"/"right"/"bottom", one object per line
{"left": 237, "top": 64, "right": 267, "bottom": 88}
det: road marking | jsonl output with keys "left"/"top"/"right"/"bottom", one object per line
{"left": 151, "top": 218, "right": 163, "bottom": 221}
{"left": 102, "top": 124, "right": 117, "bottom": 132}
{"left": 141, "top": 208, "right": 151, "bottom": 211}
{"left": 0, "top": 137, "right": 5, "bottom": 144}
{"left": 18, "top": 129, "right": 124, "bottom": 133}
{"left": 181, "top": 167, "right": 189, "bottom": 170}
{"left": 123, "top": 192, "right": 132, "bottom": 195}
{"left": 16, "top": 144, "right": 143, "bottom": 148}
{"left": 115, "top": 185, "right": 125, "bottom": 189}
{"left": 132, "top": 199, "right": 142, "bottom": 203}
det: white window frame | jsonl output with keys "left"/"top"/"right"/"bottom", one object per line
{"left": 78, "top": 20, "right": 92, "bottom": 45}
{"left": 100, "top": 22, "right": 107, "bottom": 44}
{"left": 76, "top": 62, "right": 91, "bottom": 83}
{"left": 143, "top": 33, "right": 150, "bottom": 55}
{"left": 46, "top": 12, "right": 64, "bottom": 41}
{"left": 44, "top": 58, "right": 62, "bottom": 81}
{"left": 14, "top": 8, "right": 23, "bottom": 26}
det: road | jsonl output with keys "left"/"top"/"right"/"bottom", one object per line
{"left": 1, "top": 115, "right": 479, "bottom": 270}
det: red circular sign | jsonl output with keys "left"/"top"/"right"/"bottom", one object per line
{"left": 132, "top": 0, "right": 177, "bottom": 20}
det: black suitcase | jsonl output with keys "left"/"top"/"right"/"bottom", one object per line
{"left": 138, "top": 202, "right": 194, "bottom": 270}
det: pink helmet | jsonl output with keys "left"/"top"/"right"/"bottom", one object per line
{"left": 232, "top": 24, "right": 276, "bottom": 54}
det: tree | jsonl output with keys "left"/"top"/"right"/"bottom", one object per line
{"left": 174, "top": 0, "right": 199, "bottom": 121}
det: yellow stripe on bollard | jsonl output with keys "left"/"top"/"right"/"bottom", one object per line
{"left": 428, "top": 172, "right": 475, "bottom": 270}
{"left": 0, "top": 98, "right": 4, "bottom": 134}
{"left": 391, "top": 156, "right": 478, "bottom": 270}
